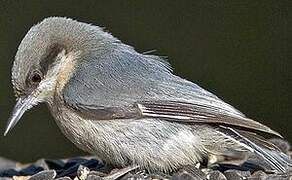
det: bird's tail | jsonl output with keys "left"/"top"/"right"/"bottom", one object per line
{"left": 219, "top": 126, "right": 292, "bottom": 173}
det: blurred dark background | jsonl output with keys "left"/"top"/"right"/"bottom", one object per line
{"left": 0, "top": 0, "right": 291, "bottom": 162}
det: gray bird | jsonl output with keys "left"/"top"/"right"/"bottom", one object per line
{"left": 5, "top": 17, "right": 291, "bottom": 173}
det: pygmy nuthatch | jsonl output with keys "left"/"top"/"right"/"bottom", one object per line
{"left": 5, "top": 17, "right": 291, "bottom": 173}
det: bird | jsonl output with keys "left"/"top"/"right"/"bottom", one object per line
{"left": 5, "top": 17, "right": 291, "bottom": 174}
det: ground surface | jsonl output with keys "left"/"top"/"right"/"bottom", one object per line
{"left": 0, "top": 139, "right": 291, "bottom": 180}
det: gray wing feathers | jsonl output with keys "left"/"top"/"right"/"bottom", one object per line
{"left": 63, "top": 43, "right": 279, "bottom": 137}
{"left": 63, "top": 43, "right": 221, "bottom": 109}
{"left": 137, "top": 100, "right": 282, "bottom": 137}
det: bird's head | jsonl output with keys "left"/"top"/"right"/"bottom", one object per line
{"left": 5, "top": 17, "right": 114, "bottom": 135}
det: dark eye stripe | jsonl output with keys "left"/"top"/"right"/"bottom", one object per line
{"left": 39, "top": 43, "right": 64, "bottom": 75}
{"left": 14, "top": 44, "right": 65, "bottom": 97}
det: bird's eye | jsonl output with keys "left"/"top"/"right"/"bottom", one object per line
{"left": 30, "top": 71, "right": 42, "bottom": 84}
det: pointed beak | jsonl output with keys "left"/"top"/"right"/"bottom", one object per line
{"left": 4, "top": 95, "right": 38, "bottom": 136}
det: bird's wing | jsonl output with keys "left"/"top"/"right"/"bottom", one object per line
{"left": 135, "top": 100, "right": 282, "bottom": 137}
{"left": 62, "top": 45, "right": 280, "bottom": 138}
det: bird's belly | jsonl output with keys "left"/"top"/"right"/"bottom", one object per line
{"left": 48, "top": 103, "right": 206, "bottom": 171}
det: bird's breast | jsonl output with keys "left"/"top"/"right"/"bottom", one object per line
{"left": 47, "top": 97, "right": 206, "bottom": 171}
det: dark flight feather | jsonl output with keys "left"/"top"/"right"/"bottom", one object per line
{"left": 136, "top": 100, "right": 282, "bottom": 137}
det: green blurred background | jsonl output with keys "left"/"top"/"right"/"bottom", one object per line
{"left": 0, "top": 0, "right": 291, "bottom": 162}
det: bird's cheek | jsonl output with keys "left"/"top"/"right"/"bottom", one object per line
{"left": 33, "top": 79, "right": 56, "bottom": 102}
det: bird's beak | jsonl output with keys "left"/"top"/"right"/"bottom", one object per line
{"left": 4, "top": 94, "right": 38, "bottom": 136}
